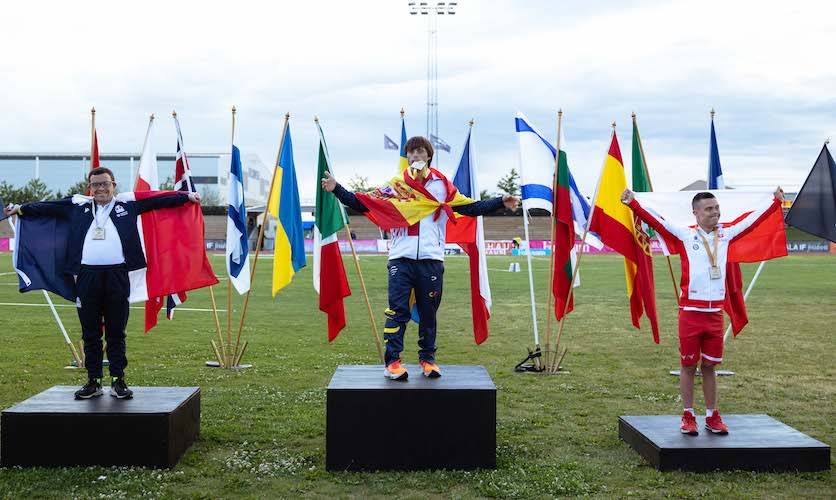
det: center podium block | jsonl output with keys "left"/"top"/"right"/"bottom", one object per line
{"left": 326, "top": 365, "right": 496, "bottom": 471}
{"left": 1, "top": 386, "right": 200, "bottom": 468}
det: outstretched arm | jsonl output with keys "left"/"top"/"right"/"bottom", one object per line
{"left": 453, "top": 196, "right": 504, "bottom": 216}
{"left": 621, "top": 189, "right": 686, "bottom": 241}
{"left": 727, "top": 187, "right": 784, "bottom": 241}
{"left": 17, "top": 197, "right": 75, "bottom": 218}
{"left": 135, "top": 192, "right": 199, "bottom": 214}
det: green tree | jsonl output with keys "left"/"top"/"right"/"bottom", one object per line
{"left": 159, "top": 176, "right": 175, "bottom": 191}
{"left": 64, "top": 177, "right": 90, "bottom": 197}
{"left": 496, "top": 168, "right": 520, "bottom": 197}
{"left": 479, "top": 189, "right": 492, "bottom": 200}
{"left": 347, "top": 174, "right": 374, "bottom": 193}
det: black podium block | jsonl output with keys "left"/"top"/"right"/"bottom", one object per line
{"left": 1, "top": 386, "right": 200, "bottom": 468}
{"left": 327, "top": 365, "right": 496, "bottom": 471}
{"left": 619, "top": 414, "right": 830, "bottom": 472}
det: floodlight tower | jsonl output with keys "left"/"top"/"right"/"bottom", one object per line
{"left": 408, "top": 1, "right": 457, "bottom": 144}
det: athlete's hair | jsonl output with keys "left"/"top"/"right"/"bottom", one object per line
{"left": 691, "top": 191, "right": 716, "bottom": 209}
{"left": 404, "top": 136, "right": 434, "bottom": 166}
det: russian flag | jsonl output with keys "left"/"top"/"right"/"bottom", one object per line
{"left": 445, "top": 126, "right": 491, "bottom": 345}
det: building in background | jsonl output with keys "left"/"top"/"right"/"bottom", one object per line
{"left": 0, "top": 152, "right": 271, "bottom": 207}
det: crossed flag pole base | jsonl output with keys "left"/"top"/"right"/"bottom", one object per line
{"left": 514, "top": 346, "right": 570, "bottom": 375}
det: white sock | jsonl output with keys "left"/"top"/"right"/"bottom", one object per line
{"left": 684, "top": 408, "right": 695, "bottom": 416}
{"left": 706, "top": 408, "right": 715, "bottom": 417}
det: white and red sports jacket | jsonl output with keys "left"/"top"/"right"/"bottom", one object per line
{"left": 627, "top": 197, "right": 780, "bottom": 311}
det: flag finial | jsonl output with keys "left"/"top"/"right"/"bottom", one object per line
{"left": 612, "top": 121, "right": 616, "bottom": 130}
{"left": 631, "top": 111, "right": 637, "bottom": 119}
{"left": 149, "top": 113, "right": 155, "bottom": 122}
{"left": 232, "top": 106, "right": 237, "bottom": 115}
{"left": 314, "top": 115, "right": 320, "bottom": 124}
{"left": 172, "top": 110, "right": 177, "bottom": 118}
{"left": 468, "top": 118, "right": 474, "bottom": 127}
{"left": 826, "top": 138, "right": 831, "bottom": 145}
{"left": 285, "top": 112, "right": 290, "bottom": 120}
{"left": 400, "top": 108, "right": 405, "bottom": 118}
{"left": 710, "top": 108, "right": 715, "bottom": 120}
{"left": 91, "top": 107, "right": 96, "bottom": 115}
{"left": 558, "top": 108, "right": 563, "bottom": 117}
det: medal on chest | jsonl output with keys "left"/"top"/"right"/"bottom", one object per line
{"left": 698, "top": 228, "right": 722, "bottom": 280}
{"left": 92, "top": 227, "right": 106, "bottom": 240}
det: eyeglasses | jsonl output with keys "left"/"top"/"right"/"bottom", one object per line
{"left": 89, "top": 181, "right": 114, "bottom": 189}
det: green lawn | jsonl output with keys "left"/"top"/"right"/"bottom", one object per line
{"left": 0, "top": 252, "right": 832, "bottom": 498}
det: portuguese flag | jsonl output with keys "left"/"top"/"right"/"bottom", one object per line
{"left": 589, "top": 132, "right": 660, "bottom": 343}
{"left": 553, "top": 148, "right": 574, "bottom": 321}
{"left": 314, "top": 122, "right": 352, "bottom": 341}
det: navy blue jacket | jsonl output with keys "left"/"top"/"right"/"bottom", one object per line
{"left": 20, "top": 193, "right": 190, "bottom": 276}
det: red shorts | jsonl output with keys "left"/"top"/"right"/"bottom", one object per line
{"left": 678, "top": 309, "right": 724, "bottom": 367}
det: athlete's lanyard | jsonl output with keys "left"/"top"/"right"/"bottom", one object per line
{"left": 92, "top": 200, "right": 115, "bottom": 240}
{"left": 697, "top": 227, "right": 722, "bottom": 280}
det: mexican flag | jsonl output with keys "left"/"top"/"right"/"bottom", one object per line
{"left": 553, "top": 147, "right": 574, "bottom": 321}
{"left": 314, "top": 122, "right": 351, "bottom": 341}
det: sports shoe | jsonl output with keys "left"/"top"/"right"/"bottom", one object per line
{"left": 680, "top": 411, "right": 698, "bottom": 435}
{"left": 705, "top": 411, "right": 729, "bottom": 434}
{"left": 384, "top": 360, "right": 408, "bottom": 381}
{"left": 420, "top": 360, "right": 441, "bottom": 378}
{"left": 74, "top": 379, "right": 103, "bottom": 400}
{"left": 110, "top": 378, "right": 134, "bottom": 399}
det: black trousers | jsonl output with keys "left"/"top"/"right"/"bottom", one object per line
{"left": 76, "top": 264, "right": 130, "bottom": 379}
{"left": 383, "top": 258, "right": 444, "bottom": 365}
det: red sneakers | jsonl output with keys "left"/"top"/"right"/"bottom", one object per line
{"left": 680, "top": 411, "right": 698, "bottom": 435}
{"left": 705, "top": 411, "right": 729, "bottom": 434}
{"left": 384, "top": 360, "right": 408, "bottom": 381}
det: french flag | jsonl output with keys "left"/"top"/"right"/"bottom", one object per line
{"left": 445, "top": 126, "right": 491, "bottom": 345}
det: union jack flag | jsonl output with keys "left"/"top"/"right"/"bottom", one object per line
{"left": 165, "top": 114, "right": 196, "bottom": 320}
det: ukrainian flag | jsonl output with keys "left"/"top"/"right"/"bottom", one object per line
{"left": 398, "top": 114, "right": 409, "bottom": 173}
{"left": 270, "top": 121, "right": 306, "bottom": 296}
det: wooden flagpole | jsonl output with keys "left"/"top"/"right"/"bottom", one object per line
{"left": 226, "top": 106, "right": 236, "bottom": 368}
{"left": 172, "top": 110, "right": 226, "bottom": 366}
{"left": 316, "top": 116, "right": 384, "bottom": 363}
{"left": 544, "top": 110, "right": 563, "bottom": 370}
{"left": 231, "top": 113, "right": 291, "bottom": 366}
{"left": 632, "top": 112, "right": 680, "bottom": 305}
{"left": 548, "top": 122, "right": 614, "bottom": 373}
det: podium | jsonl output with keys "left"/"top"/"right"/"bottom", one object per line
{"left": 1, "top": 386, "right": 200, "bottom": 468}
{"left": 326, "top": 365, "right": 496, "bottom": 471}
{"left": 619, "top": 414, "right": 830, "bottom": 472}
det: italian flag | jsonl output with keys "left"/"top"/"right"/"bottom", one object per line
{"left": 314, "top": 123, "right": 351, "bottom": 341}
{"left": 553, "top": 147, "right": 574, "bottom": 321}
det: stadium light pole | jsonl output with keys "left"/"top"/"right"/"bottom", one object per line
{"left": 408, "top": 1, "right": 457, "bottom": 153}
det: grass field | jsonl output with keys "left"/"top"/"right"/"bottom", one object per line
{"left": 0, "top": 251, "right": 832, "bottom": 498}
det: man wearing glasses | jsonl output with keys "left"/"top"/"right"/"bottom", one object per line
{"left": 3, "top": 167, "right": 200, "bottom": 399}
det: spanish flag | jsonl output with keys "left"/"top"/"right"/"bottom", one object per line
{"left": 589, "top": 131, "right": 660, "bottom": 343}
{"left": 355, "top": 168, "right": 475, "bottom": 230}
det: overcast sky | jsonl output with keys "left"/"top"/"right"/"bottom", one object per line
{"left": 1, "top": 0, "right": 834, "bottom": 200}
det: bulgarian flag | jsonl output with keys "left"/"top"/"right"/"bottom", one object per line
{"left": 589, "top": 131, "right": 660, "bottom": 343}
{"left": 314, "top": 122, "right": 352, "bottom": 341}
{"left": 553, "top": 146, "right": 574, "bottom": 321}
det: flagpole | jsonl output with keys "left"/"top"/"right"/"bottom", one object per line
{"left": 549, "top": 122, "right": 614, "bottom": 372}
{"left": 232, "top": 112, "right": 291, "bottom": 365}
{"left": 723, "top": 260, "right": 766, "bottom": 343}
{"left": 317, "top": 116, "right": 384, "bottom": 364}
{"left": 521, "top": 198, "right": 541, "bottom": 351}
{"left": 90, "top": 107, "right": 96, "bottom": 164}
{"left": 632, "top": 112, "right": 680, "bottom": 305}
{"left": 226, "top": 106, "right": 236, "bottom": 367}
{"left": 544, "top": 109, "right": 565, "bottom": 369}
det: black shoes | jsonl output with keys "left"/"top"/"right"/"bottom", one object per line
{"left": 74, "top": 379, "right": 103, "bottom": 399}
{"left": 110, "top": 377, "right": 134, "bottom": 399}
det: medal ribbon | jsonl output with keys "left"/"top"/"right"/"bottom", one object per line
{"left": 697, "top": 227, "right": 720, "bottom": 269}
{"left": 93, "top": 200, "right": 116, "bottom": 233}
